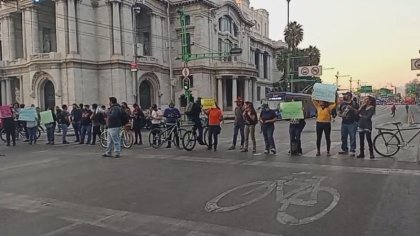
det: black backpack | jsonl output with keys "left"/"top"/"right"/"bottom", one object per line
{"left": 121, "top": 110, "right": 129, "bottom": 126}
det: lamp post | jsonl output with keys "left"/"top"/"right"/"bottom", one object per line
{"left": 286, "top": 0, "right": 291, "bottom": 24}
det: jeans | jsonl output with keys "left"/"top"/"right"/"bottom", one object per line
{"left": 232, "top": 123, "right": 245, "bottom": 146}
{"left": 341, "top": 122, "right": 357, "bottom": 152}
{"left": 80, "top": 124, "right": 92, "bottom": 144}
{"left": 289, "top": 124, "right": 304, "bottom": 153}
{"left": 244, "top": 125, "right": 256, "bottom": 151}
{"left": 316, "top": 122, "right": 331, "bottom": 152}
{"left": 28, "top": 127, "right": 37, "bottom": 142}
{"left": 359, "top": 131, "right": 373, "bottom": 153}
{"left": 60, "top": 124, "right": 68, "bottom": 143}
{"left": 46, "top": 125, "right": 56, "bottom": 143}
{"left": 262, "top": 123, "right": 275, "bottom": 151}
{"left": 208, "top": 125, "right": 220, "bottom": 149}
{"left": 105, "top": 127, "right": 121, "bottom": 155}
{"left": 72, "top": 121, "right": 81, "bottom": 141}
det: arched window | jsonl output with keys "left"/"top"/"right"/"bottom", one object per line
{"left": 224, "top": 39, "right": 232, "bottom": 62}
{"left": 218, "top": 15, "right": 238, "bottom": 37}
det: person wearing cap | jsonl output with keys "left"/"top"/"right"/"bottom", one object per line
{"left": 228, "top": 97, "right": 245, "bottom": 150}
{"left": 337, "top": 92, "right": 359, "bottom": 157}
{"left": 163, "top": 102, "right": 181, "bottom": 148}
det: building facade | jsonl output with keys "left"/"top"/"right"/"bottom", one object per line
{"left": 0, "top": 0, "right": 285, "bottom": 112}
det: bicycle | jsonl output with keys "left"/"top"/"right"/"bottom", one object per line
{"left": 205, "top": 172, "right": 340, "bottom": 226}
{"left": 100, "top": 127, "right": 134, "bottom": 149}
{"left": 373, "top": 122, "right": 420, "bottom": 157}
{"left": 181, "top": 118, "right": 209, "bottom": 151}
{"left": 0, "top": 124, "right": 42, "bottom": 142}
{"left": 148, "top": 121, "right": 187, "bottom": 149}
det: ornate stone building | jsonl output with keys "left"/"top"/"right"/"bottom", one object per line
{"left": 0, "top": 0, "right": 285, "bottom": 111}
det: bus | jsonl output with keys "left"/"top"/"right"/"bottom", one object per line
{"left": 264, "top": 92, "right": 317, "bottom": 119}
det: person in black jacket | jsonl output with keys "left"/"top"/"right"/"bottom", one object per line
{"left": 132, "top": 104, "right": 145, "bottom": 145}
{"left": 2, "top": 106, "right": 16, "bottom": 146}
{"left": 191, "top": 97, "right": 204, "bottom": 145}
{"left": 103, "top": 97, "right": 123, "bottom": 158}
{"left": 357, "top": 96, "right": 376, "bottom": 159}
{"left": 45, "top": 106, "right": 57, "bottom": 145}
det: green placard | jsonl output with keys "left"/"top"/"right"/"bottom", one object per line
{"left": 280, "top": 101, "right": 304, "bottom": 119}
{"left": 40, "top": 110, "right": 54, "bottom": 124}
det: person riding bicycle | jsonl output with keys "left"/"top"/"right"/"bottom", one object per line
{"left": 191, "top": 97, "right": 205, "bottom": 145}
{"left": 163, "top": 102, "right": 181, "bottom": 148}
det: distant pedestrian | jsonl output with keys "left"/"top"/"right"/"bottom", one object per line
{"left": 289, "top": 99, "right": 306, "bottom": 156}
{"left": 391, "top": 104, "right": 396, "bottom": 117}
{"left": 45, "top": 106, "right": 57, "bottom": 145}
{"left": 259, "top": 104, "right": 277, "bottom": 154}
{"left": 357, "top": 96, "right": 376, "bottom": 159}
{"left": 58, "top": 105, "right": 70, "bottom": 144}
{"left": 27, "top": 111, "right": 39, "bottom": 145}
{"left": 405, "top": 104, "right": 409, "bottom": 114}
{"left": 55, "top": 106, "right": 62, "bottom": 133}
{"left": 80, "top": 105, "right": 93, "bottom": 144}
{"left": 242, "top": 101, "right": 258, "bottom": 153}
{"left": 313, "top": 96, "right": 337, "bottom": 156}
{"left": 338, "top": 92, "right": 359, "bottom": 157}
{"left": 2, "top": 106, "right": 16, "bottom": 146}
{"left": 163, "top": 102, "right": 181, "bottom": 148}
{"left": 103, "top": 97, "right": 123, "bottom": 158}
{"left": 71, "top": 104, "right": 82, "bottom": 142}
{"left": 132, "top": 104, "right": 145, "bottom": 145}
{"left": 204, "top": 103, "right": 223, "bottom": 152}
{"left": 191, "top": 97, "right": 204, "bottom": 145}
{"left": 90, "top": 104, "right": 105, "bottom": 145}
{"left": 228, "top": 97, "right": 245, "bottom": 150}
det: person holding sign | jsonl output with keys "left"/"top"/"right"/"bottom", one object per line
{"left": 285, "top": 99, "right": 306, "bottom": 156}
{"left": 312, "top": 95, "right": 337, "bottom": 156}
{"left": 42, "top": 107, "right": 57, "bottom": 145}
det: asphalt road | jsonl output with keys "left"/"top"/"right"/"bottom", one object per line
{"left": 1, "top": 105, "right": 420, "bottom": 236}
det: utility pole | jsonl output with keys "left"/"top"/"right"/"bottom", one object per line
{"left": 349, "top": 77, "right": 353, "bottom": 92}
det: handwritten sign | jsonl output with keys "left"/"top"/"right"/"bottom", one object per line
{"left": 40, "top": 110, "right": 54, "bottom": 124}
{"left": 202, "top": 98, "right": 216, "bottom": 109}
{"left": 18, "top": 108, "right": 37, "bottom": 122}
{"left": 280, "top": 102, "right": 304, "bottom": 119}
{"left": 0, "top": 106, "right": 12, "bottom": 118}
{"left": 312, "top": 83, "right": 337, "bottom": 103}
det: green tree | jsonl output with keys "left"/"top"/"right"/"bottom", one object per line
{"left": 284, "top": 21, "right": 304, "bottom": 51}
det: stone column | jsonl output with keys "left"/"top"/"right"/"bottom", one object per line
{"left": 244, "top": 79, "right": 249, "bottom": 101}
{"left": 5, "top": 79, "right": 12, "bottom": 105}
{"left": 68, "top": 0, "right": 78, "bottom": 53}
{"left": 31, "top": 7, "right": 40, "bottom": 54}
{"left": 0, "top": 16, "right": 10, "bottom": 60}
{"left": 259, "top": 53, "right": 264, "bottom": 78}
{"left": 253, "top": 80, "right": 257, "bottom": 104}
{"left": 112, "top": 1, "right": 122, "bottom": 55}
{"left": 232, "top": 77, "right": 237, "bottom": 111}
{"left": 1, "top": 80, "right": 6, "bottom": 105}
{"left": 9, "top": 16, "right": 16, "bottom": 60}
{"left": 217, "top": 78, "right": 223, "bottom": 110}
{"left": 55, "top": 0, "right": 68, "bottom": 55}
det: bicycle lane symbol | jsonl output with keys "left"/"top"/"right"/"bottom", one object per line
{"left": 205, "top": 172, "right": 340, "bottom": 226}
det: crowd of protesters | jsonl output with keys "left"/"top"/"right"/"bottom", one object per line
{"left": 1, "top": 92, "right": 378, "bottom": 159}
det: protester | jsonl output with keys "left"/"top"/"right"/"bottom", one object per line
{"left": 121, "top": 102, "right": 132, "bottom": 117}
{"left": 338, "top": 92, "right": 359, "bottom": 157}
{"left": 132, "top": 104, "right": 145, "bottom": 145}
{"left": 242, "top": 101, "right": 258, "bottom": 153}
{"left": 71, "top": 104, "right": 82, "bottom": 142}
{"left": 90, "top": 104, "right": 105, "bottom": 145}
{"left": 228, "top": 97, "right": 245, "bottom": 150}
{"left": 204, "top": 103, "right": 223, "bottom": 151}
{"left": 26, "top": 110, "right": 39, "bottom": 145}
{"left": 20, "top": 104, "right": 29, "bottom": 142}
{"left": 55, "top": 106, "right": 62, "bottom": 133}
{"left": 259, "top": 104, "right": 277, "bottom": 154}
{"left": 80, "top": 104, "right": 93, "bottom": 144}
{"left": 163, "top": 102, "right": 181, "bottom": 148}
{"left": 45, "top": 106, "right": 57, "bottom": 145}
{"left": 289, "top": 99, "right": 306, "bottom": 156}
{"left": 103, "top": 97, "right": 123, "bottom": 158}
{"left": 150, "top": 104, "right": 163, "bottom": 145}
{"left": 191, "top": 97, "right": 204, "bottom": 145}
{"left": 405, "top": 104, "right": 409, "bottom": 114}
{"left": 391, "top": 104, "right": 396, "bottom": 118}
{"left": 357, "top": 96, "right": 376, "bottom": 159}
{"left": 313, "top": 97, "right": 337, "bottom": 156}
{"left": 58, "top": 105, "right": 70, "bottom": 144}
{"left": 2, "top": 106, "right": 16, "bottom": 146}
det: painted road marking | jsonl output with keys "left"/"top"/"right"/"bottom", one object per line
{"left": 0, "top": 191, "right": 281, "bottom": 236}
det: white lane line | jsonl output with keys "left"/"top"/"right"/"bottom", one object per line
{"left": 0, "top": 191, "right": 281, "bottom": 236}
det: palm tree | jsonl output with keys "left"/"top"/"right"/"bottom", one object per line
{"left": 304, "top": 45, "right": 321, "bottom": 65}
{"left": 284, "top": 21, "right": 304, "bottom": 51}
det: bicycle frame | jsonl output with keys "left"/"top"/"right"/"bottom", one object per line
{"left": 378, "top": 124, "right": 420, "bottom": 146}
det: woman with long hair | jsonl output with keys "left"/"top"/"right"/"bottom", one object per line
{"left": 132, "top": 104, "right": 145, "bottom": 145}
{"left": 313, "top": 97, "right": 337, "bottom": 156}
{"left": 289, "top": 99, "right": 306, "bottom": 155}
{"left": 242, "top": 101, "right": 258, "bottom": 153}
{"left": 357, "top": 96, "right": 376, "bottom": 159}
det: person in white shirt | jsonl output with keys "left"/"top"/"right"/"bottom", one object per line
{"left": 150, "top": 104, "right": 163, "bottom": 145}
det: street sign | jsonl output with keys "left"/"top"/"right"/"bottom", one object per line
{"left": 130, "top": 62, "right": 138, "bottom": 72}
{"left": 411, "top": 58, "right": 420, "bottom": 70}
{"left": 298, "top": 66, "right": 323, "bottom": 77}
{"left": 230, "top": 48, "right": 243, "bottom": 56}
{"left": 182, "top": 67, "right": 190, "bottom": 77}
{"left": 360, "top": 85, "right": 373, "bottom": 93}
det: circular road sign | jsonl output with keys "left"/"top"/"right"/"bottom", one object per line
{"left": 182, "top": 67, "right": 190, "bottom": 77}
{"left": 301, "top": 67, "right": 309, "bottom": 76}
{"left": 311, "top": 66, "right": 320, "bottom": 76}
{"left": 415, "top": 59, "right": 420, "bottom": 69}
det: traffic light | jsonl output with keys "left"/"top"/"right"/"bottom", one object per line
{"left": 183, "top": 77, "right": 190, "bottom": 90}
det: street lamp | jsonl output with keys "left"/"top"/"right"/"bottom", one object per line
{"left": 286, "top": 0, "right": 291, "bottom": 24}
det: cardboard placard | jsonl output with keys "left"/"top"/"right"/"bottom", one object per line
{"left": 280, "top": 102, "right": 304, "bottom": 119}
{"left": 0, "top": 106, "right": 12, "bottom": 118}
{"left": 18, "top": 108, "right": 37, "bottom": 122}
{"left": 201, "top": 98, "right": 216, "bottom": 109}
{"left": 312, "top": 83, "right": 337, "bottom": 102}
{"left": 40, "top": 110, "right": 54, "bottom": 124}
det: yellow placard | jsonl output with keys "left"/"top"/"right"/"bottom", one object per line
{"left": 201, "top": 98, "right": 216, "bottom": 109}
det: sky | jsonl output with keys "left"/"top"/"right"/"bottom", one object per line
{"left": 250, "top": 0, "right": 420, "bottom": 91}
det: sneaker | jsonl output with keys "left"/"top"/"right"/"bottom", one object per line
{"left": 327, "top": 152, "right": 331, "bottom": 157}
{"left": 240, "top": 145, "right": 244, "bottom": 150}
{"left": 114, "top": 154, "right": 120, "bottom": 158}
{"left": 63, "top": 141, "right": 70, "bottom": 144}
{"left": 252, "top": 150, "right": 257, "bottom": 154}
{"left": 271, "top": 148, "right": 276, "bottom": 154}
{"left": 349, "top": 152, "right": 356, "bottom": 157}
{"left": 316, "top": 152, "right": 321, "bottom": 157}
{"left": 338, "top": 151, "right": 348, "bottom": 155}
{"left": 241, "top": 149, "right": 248, "bottom": 152}
{"left": 264, "top": 149, "right": 269, "bottom": 154}
{"left": 207, "top": 146, "right": 212, "bottom": 151}
{"left": 228, "top": 145, "right": 236, "bottom": 150}
{"left": 102, "top": 153, "right": 112, "bottom": 157}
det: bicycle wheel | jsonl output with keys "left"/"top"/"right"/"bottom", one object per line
{"left": 148, "top": 128, "right": 164, "bottom": 149}
{"left": 100, "top": 131, "right": 108, "bottom": 148}
{"left": 36, "top": 128, "right": 41, "bottom": 139}
{"left": 373, "top": 132, "right": 401, "bottom": 157}
{"left": 182, "top": 130, "right": 196, "bottom": 151}
{"left": 122, "top": 130, "right": 134, "bottom": 149}
{"left": 205, "top": 181, "right": 275, "bottom": 213}
{"left": 173, "top": 128, "right": 187, "bottom": 150}
{"left": 0, "top": 129, "right": 6, "bottom": 142}
{"left": 203, "top": 127, "right": 209, "bottom": 146}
